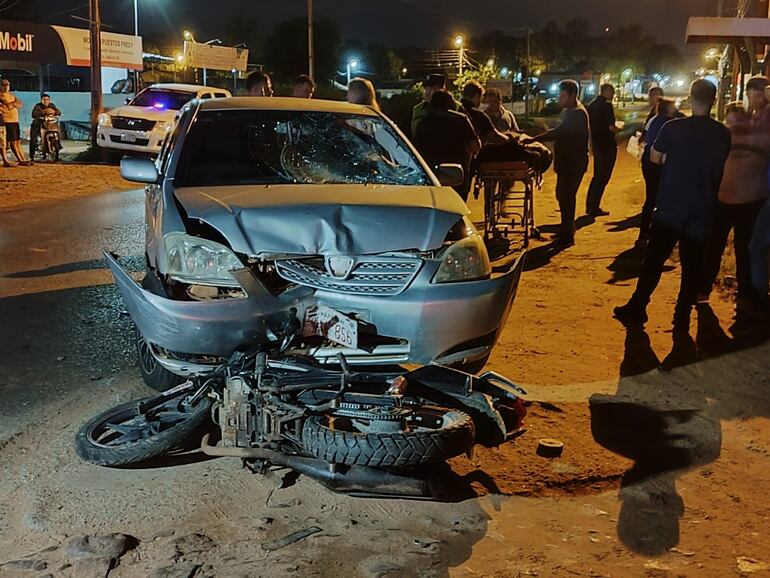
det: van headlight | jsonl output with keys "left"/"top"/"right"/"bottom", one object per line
{"left": 98, "top": 113, "right": 112, "bottom": 127}
{"left": 432, "top": 234, "right": 491, "bottom": 283}
{"left": 163, "top": 233, "right": 243, "bottom": 287}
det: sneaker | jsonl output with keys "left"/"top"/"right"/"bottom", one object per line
{"left": 614, "top": 302, "right": 648, "bottom": 324}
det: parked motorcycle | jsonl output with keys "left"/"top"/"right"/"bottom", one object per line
{"left": 38, "top": 115, "right": 62, "bottom": 162}
{"left": 76, "top": 351, "right": 527, "bottom": 498}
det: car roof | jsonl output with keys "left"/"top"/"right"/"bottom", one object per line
{"left": 148, "top": 83, "right": 228, "bottom": 93}
{"left": 197, "top": 97, "right": 380, "bottom": 116}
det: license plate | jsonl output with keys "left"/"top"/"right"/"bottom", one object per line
{"left": 120, "top": 133, "right": 137, "bottom": 143}
{"left": 303, "top": 306, "right": 358, "bottom": 350}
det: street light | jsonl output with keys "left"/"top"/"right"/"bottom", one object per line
{"left": 346, "top": 58, "right": 359, "bottom": 85}
{"left": 453, "top": 34, "right": 465, "bottom": 75}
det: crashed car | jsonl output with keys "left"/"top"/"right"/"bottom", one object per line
{"left": 109, "top": 97, "right": 524, "bottom": 391}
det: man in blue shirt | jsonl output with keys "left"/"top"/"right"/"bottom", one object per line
{"left": 614, "top": 80, "right": 731, "bottom": 327}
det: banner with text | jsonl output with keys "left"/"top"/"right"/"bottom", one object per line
{"left": 183, "top": 41, "right": 248, "bottom": 72}
{"left": 0, "top": 19, "right": 142, "bottom": 70}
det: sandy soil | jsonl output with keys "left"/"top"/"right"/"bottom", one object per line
{"left": 1, "top": 151, "right": 769, "bottom": 577}
{"left": 0, "top": 163, "right": 134, "bottom": 211}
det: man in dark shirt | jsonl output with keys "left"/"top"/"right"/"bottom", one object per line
{"left": 526, "top": 79, "right": 590, "bottom": 246}
{"left": 460, "top": 81, "right": 510, "bottom": 146}
{"left": 586, "top": 84, "right": 618, "bottom": 216}
{"left": 415, "top": 90, "right": 480, "bottom": 201}
{"left": 614, "top": 79, "right": 731, "bottom": 327}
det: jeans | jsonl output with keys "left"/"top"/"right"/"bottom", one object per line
{"left": 749, "top": 197, "right": 770, "bottom": 299}
{"left": 555, "top": 168, "right": 586, "bottom": 239}
{"left": 640, "top": 156, "right": 661, "bottom": 239}
{"left": 630, "top": 221, "right": 705, "bottom": 313}
{"left": 29, "top": 123, "right": 40, "bottom": 158}
{"left": 700, "top": 199, "right": 765, "bottom": 299}
{"left": 586, "top": 147, "right": 617, "bottom": 213}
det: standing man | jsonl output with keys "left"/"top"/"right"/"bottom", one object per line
{"left": 526, "top": 80, "right": 590, "bottom": 246}
{"left": 586, "top": 84, "right": 618, "bottom": 217}
{"left": 0, "top": 79, "right": 31, "bottom": 166}
{"left": 644, "top": 86, "right": 664, "bottom": 130}
{"left": 460, "top": 81, "right": 511, "bottom": 146}
{"left": 414, "top": 90, "right": 480, "bottom": 201}
{"left": 292, "top": 75, "right": 316, "bottom": 98}
{"left": 483, "top": 88, "right": 519, "bottom": 133}
{"left": 29, "top": 93, "right": 61, "bottom": 161}
{"left": 411, "top": 74, "right": 457, "bottom": 138}
{"left": 614, "top": 80, "right": 731, "bottom": 327}
{"left": 245, "top": 71, "right": 273, "bottom": 97}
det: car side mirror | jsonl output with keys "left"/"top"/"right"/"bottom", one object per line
{"left": 120, "top": 157, "right": 159, "bottom": 184}
{"left": 435, "top": 164, "right": 465, "bottom": 188}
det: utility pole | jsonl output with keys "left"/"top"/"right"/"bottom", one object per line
{"left": 89, "top": 0, "right": 102, "bottom": 145}
{"left": 525, "top": 27, "right": 531, "bottom": 118}
{"left": 307, "top": 0, "right": 315, "bottom": 79}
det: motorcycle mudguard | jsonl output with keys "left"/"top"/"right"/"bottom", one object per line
{"left": 403, "top": 365, "right": 519, "bottom": 447}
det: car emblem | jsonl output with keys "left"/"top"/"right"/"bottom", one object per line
{"left": 326, "top": 256, "right": 355, "bottom": 279}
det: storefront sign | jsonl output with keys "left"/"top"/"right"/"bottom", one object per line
{"left": 0, "top": 19, "right": 142, "bottom": 70}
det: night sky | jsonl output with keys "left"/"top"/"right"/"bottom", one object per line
{"left": 41, "top": 0, "right": 714, "bottom": 56}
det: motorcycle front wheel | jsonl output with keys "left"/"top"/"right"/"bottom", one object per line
{"left": 75, "top": 394, "right": 212, "bottom": 466}
{"left": 302, "top": 407, "right": 474, "bottom": 467}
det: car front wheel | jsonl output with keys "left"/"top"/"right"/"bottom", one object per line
{"left": 135, "top": 329, "right": 185, "bottom": 392}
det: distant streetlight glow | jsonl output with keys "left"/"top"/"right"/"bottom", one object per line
{"left": 183, "top": 29, "right": 194, "bottom": 41}
{"left": 453, "top": 34, "right": 466, "bottom": 75}
{"left": 346, "top": 57, "right": 359, "bottom": 85}
{"left": 500, "top": 66, "right": 510, "bottom": 78}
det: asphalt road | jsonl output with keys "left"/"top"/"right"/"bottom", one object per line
{"left": 0, "top": 189, "right": 146, "bottom": 442}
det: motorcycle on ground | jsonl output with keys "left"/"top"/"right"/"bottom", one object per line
{"left": 76, "top": 350, "right": 527, "bottom": 498}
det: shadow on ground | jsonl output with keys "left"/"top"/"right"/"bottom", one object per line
{"left": 591, "top": 306, "right": 770, "bottom": 555}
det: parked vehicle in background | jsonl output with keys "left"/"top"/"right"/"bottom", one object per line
{"left": 96, "top": 83, "right": 231, "bottom": 155}
{"left": 109, "top": 97, "right": 524, "bottom": 392}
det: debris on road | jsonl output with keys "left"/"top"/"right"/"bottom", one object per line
{"left": 261, "top": 526, "right": 322, "bottom": 552}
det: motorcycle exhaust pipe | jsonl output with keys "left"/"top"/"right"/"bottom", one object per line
{"left": 200, "top": 434, "right": 433, "bottom": 499}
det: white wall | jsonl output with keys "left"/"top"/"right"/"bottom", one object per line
{"left": 13, "top": 92, "right": 134, "bottom": 124}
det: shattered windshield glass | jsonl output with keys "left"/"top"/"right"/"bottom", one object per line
{"left": 174, "top": 110, "right": 432, "bottom": 187}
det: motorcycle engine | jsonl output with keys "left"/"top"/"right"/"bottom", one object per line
{"left": 219, "top": 375, "right": 258, "bottom": 447}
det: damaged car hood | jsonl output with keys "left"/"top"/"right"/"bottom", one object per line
{"left": 174, "top": 184, "right": 470, "bottom": 256}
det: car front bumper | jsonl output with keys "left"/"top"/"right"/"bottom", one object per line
{"left": 96, "top": 127, "right": 165, "bottom": 154}
{"left": 105, "top": 251, "right": 525, "bottom": 370}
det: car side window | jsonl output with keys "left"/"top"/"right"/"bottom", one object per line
{"left": 158, "top": 118, "right": 185, "bottom": 175}
{"left": 199, "top": 93, "right": 212, "bottom": 99}
{"left": 214, "top": 92, "right": 228, "bottom": 98}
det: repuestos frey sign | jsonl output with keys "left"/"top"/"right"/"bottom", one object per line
{"left": 0, "top": 19, "right": 142, "bottom": 70}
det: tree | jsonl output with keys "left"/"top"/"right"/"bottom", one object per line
{"left": 223, "top": 15, "right": 262, "bottom": 60}
{"left": 263, "top": 18, "right": 341, "bottom": 84}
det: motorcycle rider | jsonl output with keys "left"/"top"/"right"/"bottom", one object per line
{"left": 30, "top": 93, "right": 61, "bottom": 160}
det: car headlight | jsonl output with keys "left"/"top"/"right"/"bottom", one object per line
{"left": 433, "top": 234, "right": 491, "bottom": 283}
{"left": 163, "top": 233, "right": 243, "bottom": 287}
{"left": 98, "top": 113, "right": 112, "bottom": 127}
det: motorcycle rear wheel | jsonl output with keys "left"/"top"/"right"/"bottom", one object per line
{"left": 302, "top": 408, "right": 474, "bottom": 467}
{"left": 75, "top": 395, "right": 212, "bottom": 466}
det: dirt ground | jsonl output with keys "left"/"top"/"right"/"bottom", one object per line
{"left": 0, "top": 162, "right": 134, "bottom": 210}
{"left": 1, "top": 151, "right": 769, "bottom": 577}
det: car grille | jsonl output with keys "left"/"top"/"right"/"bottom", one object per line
{"left": 111, "top": 116, "right": 156, "bottom": 131}
{"left": 110, "top": 135, "right": 150, "bottom": 146}
{"left": 275, "top": 256, "right": 422, "bottom": 296}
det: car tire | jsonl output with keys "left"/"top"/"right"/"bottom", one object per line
{"left": 135, "top": 271, "right": 185, "bottom": 392}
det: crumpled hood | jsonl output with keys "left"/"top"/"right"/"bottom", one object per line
{"left": 106, "top": 105, "right": 176, "bottom": 121}
{"left": 174, "top": 184, "right": 470, "bottom": 256}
